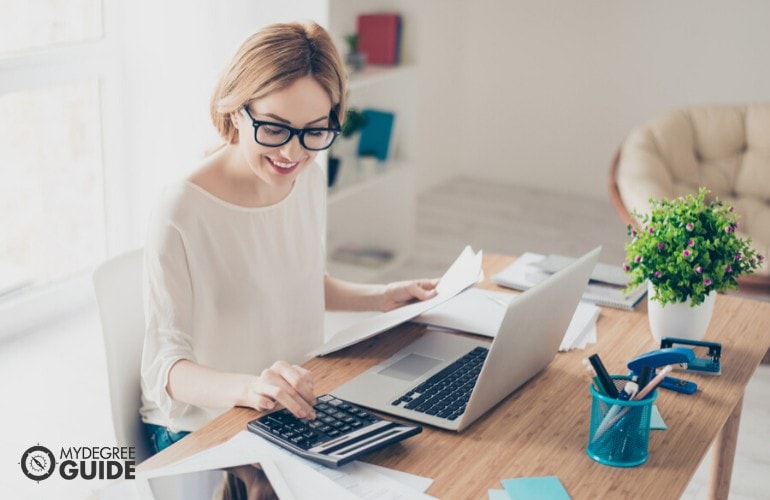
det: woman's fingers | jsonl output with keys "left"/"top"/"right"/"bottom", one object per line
{"left": 407, "top": 279, "right": 439, "bottom": 300}
{"left": 251, "top": 361, "right": 317, "bottom": 419}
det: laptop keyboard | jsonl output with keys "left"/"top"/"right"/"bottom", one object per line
{"left": 390, "top": 346, "right": 489, "bottom": 421}
{"left": 247, "top": 394, "right": 421, "bottom": 467}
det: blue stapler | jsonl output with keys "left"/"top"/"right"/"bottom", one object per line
{"left": 660, "top": 337, "right": 721, "bottom": 375}
{"left": 627, "top": 347, "right": 698, "bottom": 394}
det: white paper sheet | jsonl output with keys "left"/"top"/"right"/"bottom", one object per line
{"left": 412, "top": 288, "right": 515, "bottom": 337}
{"left": 324, "top": 310, "right": 379, "bottom": 341}
{"left": 155, "top": 431, "right": 435, "bottom": 500}
{"left": 492, "top": 252, "right": 646, "bottom": 311}
{"left": 311, "top": 246, "right": 483, "bottom": 356}
{"left": 413, "top": 287, "right": 600, "bottom": 351}
{"left": 135, "top": 456, "right": 293, "bottom": 500}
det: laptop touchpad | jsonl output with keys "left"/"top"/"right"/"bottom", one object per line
{"left": 378, "top": 354, "right": 442, "bottom": 381}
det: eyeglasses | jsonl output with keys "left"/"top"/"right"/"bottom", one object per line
{"left": 240, "top": 107, "right": 341, "bottom": 151}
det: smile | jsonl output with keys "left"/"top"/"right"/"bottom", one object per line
{"left": 267, "top": 157, "right": 299, "bottom": 174}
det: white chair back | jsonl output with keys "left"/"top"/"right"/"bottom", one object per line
{"left": 92, "top": 248, "right": 152, "bottom": 462}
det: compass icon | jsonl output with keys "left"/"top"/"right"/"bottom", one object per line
{"left": 20, "top": 444, "right": 56, "bottom": 482}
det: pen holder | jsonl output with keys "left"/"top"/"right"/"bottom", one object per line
{"left": 587, "top": 376, "right": 657, "bottom": 467}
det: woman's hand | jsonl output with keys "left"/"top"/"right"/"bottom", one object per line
{"left": 380, "top": 278, "right": 439, "bottom": 311}
{"left": 242, "top": 361, "right": 317, "bottom": 419}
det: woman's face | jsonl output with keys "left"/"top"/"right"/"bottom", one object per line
{"left": 234, "top": 76, "right": 333, "bottom": 195}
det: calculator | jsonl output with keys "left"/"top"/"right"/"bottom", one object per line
{"left": 246, "top": 394, "right": 422, "bottom": 467}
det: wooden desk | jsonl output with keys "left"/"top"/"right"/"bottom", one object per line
{"left": 139, "top": 254, "right": 770, "bottom": 499}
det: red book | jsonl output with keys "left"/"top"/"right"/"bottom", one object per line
{"left": 356, "top": 13, "right": 401, "bottom": 65}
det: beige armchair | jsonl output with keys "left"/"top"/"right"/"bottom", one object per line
{"left": 609, "top": 103, "right": 770, "bottom": 292}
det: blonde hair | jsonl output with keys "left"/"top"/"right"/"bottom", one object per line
{"left": 210, "top": 22, "right": 346, "bottom": 145}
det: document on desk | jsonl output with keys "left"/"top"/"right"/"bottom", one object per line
{"left": 134, "top": 457, "right": 294, "bottom": 500}
{"left": 492, "top": 252, "right": 646, "bottom": 311}
{"left": 154, "top": 430, "right": 435, "bottom": 500}
{"left": 412, "top": 287, "right": 600, "bottom": 351}
{"left": 311, "top": 246, "right": 483, "bottom": 357}
{"left": 99, "top": 454, "right": 294, "bottom": 500}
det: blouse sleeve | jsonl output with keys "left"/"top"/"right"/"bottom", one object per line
{"left": 141, "top": 212, "right": 196, "bottom": 420}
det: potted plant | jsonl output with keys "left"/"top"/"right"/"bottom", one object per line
{"left": 344, "top": 34, "right": 366, "bottom": 72}
{"left": 340, "top": 107, "right": 366, "bottom": 139}
{"left": 327, "top": 108, "right": 367, "bottom": 188}
{"left": 623, "top": 187, "right": 763, "bottom": 340}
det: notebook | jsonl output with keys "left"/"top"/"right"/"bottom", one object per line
{"left": 356, "top": 13, "right": 401, "bottom": 65}
{"left": 332, "top": 246, "right": 601, "bottom": 431}
{"left": 491, "top": 252, "right": 646, "bottom": 311}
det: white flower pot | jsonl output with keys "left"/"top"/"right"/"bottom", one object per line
{"left": 647, "top": 282, "right": 716, "bottom": 342}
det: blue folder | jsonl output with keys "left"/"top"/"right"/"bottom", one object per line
{"left": 357, "top": 109, "right": 395, "bottom": 161}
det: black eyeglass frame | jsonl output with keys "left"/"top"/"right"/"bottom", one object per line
{"left": 240, "top": 106, "right": 341, "bottom": 151}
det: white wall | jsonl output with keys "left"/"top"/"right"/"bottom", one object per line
{"left": 328, "top": 0, "right": 468, "bottom": 193}
{"left": 117, "top": 0, "right": 770, "bottom": 232}
{"left": 453, "top": 0, "right": 770, "bottom": 200}
{"left": 116, "top": 0, "right": 328, "bottom": 248}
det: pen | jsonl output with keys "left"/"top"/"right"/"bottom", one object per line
{"left": 591, "top": 381, "right": 639, "bottom": 441}
{"left": 637, "top": 365, "right": 653, "bottom": 390}
{"left": 618, "top": 381, "right": 639, "bottom": 401}
{"left": 633, "top": 365, "right": 672, "bottom": 400}
{"left": 616, "top": 367, "right": 671, "bottom": 460}
{"left": 588, "top": 354, "right": 620, "bottom": 399}
{"left": 593, "top": 365, "right": 674, "bottom": 442}
{"left": 582, "top": 358, "right": 601, "bottom": 392}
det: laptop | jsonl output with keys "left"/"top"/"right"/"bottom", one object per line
{"left": 333, "top": 246, "right": 601, "bottom": 431}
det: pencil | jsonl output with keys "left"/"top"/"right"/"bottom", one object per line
{"left": 591, "top": 365, "right": 672, "bottom": 442}
{"left": 632, "top": 365, "right": 672, "bottom": 400}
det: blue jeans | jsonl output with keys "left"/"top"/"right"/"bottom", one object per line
{"left": 145, "top": 423, "right": 190, "bottom": 455}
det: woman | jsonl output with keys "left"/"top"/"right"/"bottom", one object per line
{"left": 139, "top": 21, "right": 437, "bottom": 454}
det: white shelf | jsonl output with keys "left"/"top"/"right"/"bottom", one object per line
{"left": 328, "top": 161, "right": 406, "bottom": 205}
{"left": 325, "top": 8, "right": 417, "bottom": 284}
{"left": 347, "top": 64, "right": 416, "bottom": 91}
{"left": 326, "top": 164, "right": 415, "bottom": 283}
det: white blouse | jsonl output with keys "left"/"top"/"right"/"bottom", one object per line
{"left": 140, "top": 163, "right": 327, "bottom": 432}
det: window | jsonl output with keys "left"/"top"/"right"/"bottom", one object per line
{"left": 0, "top": 0, "right": 114, "bottom": 329}
{"left": 0, "top": 81, "right": 105, "bottom": 291}
{"left": 0, "top": 1, "right": 294, "bottom": 334}
{"left": 0, "top": 0, "right": 103, "bottom": 56}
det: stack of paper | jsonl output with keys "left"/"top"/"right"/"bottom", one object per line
{"left": 412, "top": 288, "right": 600, "bottom": 351}
{"left": 491, "top": 252, "right": 646, "bottom": 311}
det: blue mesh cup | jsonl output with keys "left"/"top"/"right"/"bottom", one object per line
{"left": 587, "top": 376, "right": 657, "bottom": 467}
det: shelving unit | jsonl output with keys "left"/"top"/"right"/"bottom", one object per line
{"left": 324, "top": 59, "right": 418, "bottom": 282}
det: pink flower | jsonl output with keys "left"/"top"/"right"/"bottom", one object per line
{"left": 695, "top": 266, "right": 702, "bottom": 274}
{"left": 688, "top": 239, "right": 695, "bottom": 247}
{"left": 725, "top": 265, "right": 733, "bottom": 273}
{"left": 683, "top": 249, "right": 691, "bottom": 257}
{"left": 685, "top": 223, "right": 694, "bottom": 231}
{"left": 704, "top": 278, "right": 712, "bottom": 286}
{"left": 654, "top": 270, "right": 662, "bottom": 278}
{"left": 735, "top": 253, "right": 742, "bottom": 261}
{"left": 634, "top": 255, "right": 642, "bottom": 263}
{"left": 631, "top": 229, "right": 637, "bottom": 237}
{"left": 623, "top": 263, "right": 631, "bottom": 272}
{"left": 725, "top": 225, "right": 734, "bottom": 233}
{"left": 658, "top": 242, "right": 665, "bottom": 250}
{"left": 648, "top": 227, "right": 655, "bottom": 234}
{"left": 760, "top": 255, "right": 765, "bottom": 262}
